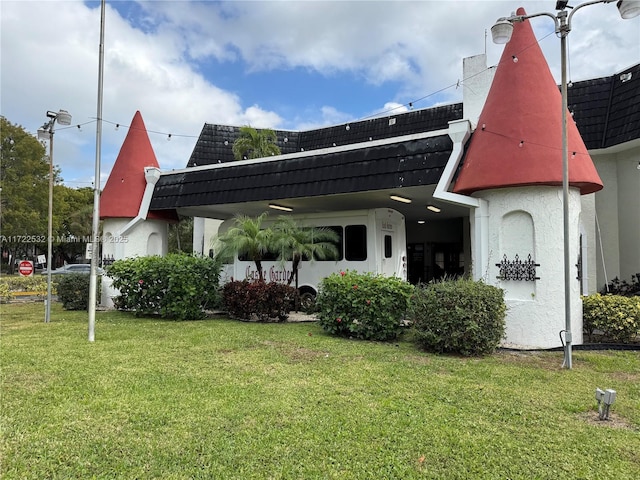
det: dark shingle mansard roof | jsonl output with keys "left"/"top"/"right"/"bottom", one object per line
{"left": 568, "top": 63, "right": 640, "bottom": 149}
{"left": 187, "top": 126, "right": 301, "bottom": 166}
{"left": 152, "top": 135, "right": 453, "bottom": 210}
{"left": 151, "top": 64, "right": 639, "bottom": 212}
{"left": 186, "top": 104, "right": 463, "bottom": 167}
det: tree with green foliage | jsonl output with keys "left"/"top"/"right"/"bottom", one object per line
{"left": 214, "top": 212, "right": 272, "bottom": 281}
{"left": 168, "top": 216, "right": 193, "bottom": 253}
{"left": 232, "top": 126, "right": 281, "bottom": 160}
{"left": 272, "top": 216, "right": 339, "bottom": 290}
{"left": 1, "top": 116, "right": 51, "bottom": 271}
{"left": 55, "top": 186, "right": 94, "bottom": 263}
{"left": 58, "top": 187, "right": 94, "bottom": 239}
{"left": 0, "top": 116, "right": 95, "bottom": 271}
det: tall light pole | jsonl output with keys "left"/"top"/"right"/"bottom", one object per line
{"left": 491, "top": 0, "right": 640, "bottom": 369}
{"left": 38, "top": 109, "right": 72, "bottom": 324}
{"left": 88, "top": 0, "right": 106, "bottom": 342}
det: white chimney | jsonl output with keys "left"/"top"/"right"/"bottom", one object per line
{"left": 463, "top": 54, "right": 496, "bottom": 129}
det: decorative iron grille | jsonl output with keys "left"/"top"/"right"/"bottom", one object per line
{"left": 496, "top": 254, "right": 540, "bottom": 281}
{"left": 102, "top": 255, "right": 116, "bottom": 267}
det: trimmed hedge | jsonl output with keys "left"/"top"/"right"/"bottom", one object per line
{"left": 409, "top": 278, "right": 506, "bottom": 356}
{"left": 222, "top": 280, "right": 296, "bottom": 322}
{"left": 56, "top": 273, "right": 100, "bottom": 311}
{"left": 107, "top": 254, "right": 222, "bottom": 320}
{"left": 0, "top": 282, "right": 12, "bottom": 303}
{"left": 0, "top": 276, "right": 49, "bottom": 298}
{"left": 583, "top": 293, "right": 640, "bottom": 343}
{"left": 316, "top": 271, "right": 414, "bottom": 341}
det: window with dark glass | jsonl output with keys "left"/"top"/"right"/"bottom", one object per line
{"left": 384, "top": 235, "right": 392, "bottom": 258}
{"left": 345, "top": 225, "right": 367, "bottom": 261}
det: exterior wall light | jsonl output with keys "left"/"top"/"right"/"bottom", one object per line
{"left": 269, "top": 204, "right": 293, "bottom": 212}
{"left": 390, "top": 195, "right": 412, "bottom": 203}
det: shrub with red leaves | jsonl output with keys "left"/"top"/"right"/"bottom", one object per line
{"left": 223, "top": 280, "right": 296, "bottom": 322}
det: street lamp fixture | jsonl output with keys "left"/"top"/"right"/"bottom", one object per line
{"left": 617, "top": 0, "right": 640, "bottom": 18}
{"left": 491, "top": 0, "right": 639, "bottom": 369}
{"left": 38, "top": 109, "right": 72, "bottom": 324}
{"left": 491, "top": 1, "right": 639, "bottom": 45}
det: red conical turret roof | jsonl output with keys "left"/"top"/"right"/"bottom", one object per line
{"left": 453, "top": 7, "right": 603, "bottom": 196}
{"left": 100, "top": 111, "right": 177, "bottom": 221}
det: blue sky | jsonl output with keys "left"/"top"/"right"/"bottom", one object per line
{"left": 1, "top": 0, "right": 638, "bottom": 189}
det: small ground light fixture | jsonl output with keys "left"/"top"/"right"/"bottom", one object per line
{"left": 595, "top": 388, "right": 617, "bottom": 420}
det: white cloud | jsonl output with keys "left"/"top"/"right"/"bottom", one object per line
{"left": 241, "top": 106, "right": 283, "bottom": 128}
{"left": 135, "top": 1, "right": 638, "bottom": 112}
{"left": 294, "top": 105, "right": 353, "bottom": 131}
{"left": 0, "top": 0, "right": 285, "bottom": 183}
{"left": 380, "top": 102, "right": 410, "bottom": 116}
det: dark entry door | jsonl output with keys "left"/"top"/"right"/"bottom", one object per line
{"left": 407, "top": 243, "right": 426, "bottom": 284}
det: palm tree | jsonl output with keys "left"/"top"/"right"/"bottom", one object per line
{"left": 214, "top": 212, "right": 272, "bottom": 281}
{"left": 232, "top": 126, "right": 281, "bottom": 160}
{"left": 272, "top": 216, "right": 340, "bottom": 290}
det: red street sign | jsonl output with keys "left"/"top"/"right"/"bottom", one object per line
{"left": 18, "top": 260, "right": 34, "bottom": 277}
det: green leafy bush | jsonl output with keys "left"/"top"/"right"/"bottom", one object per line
{"left": 316, "top": 271, "right": 414, "bottom": 341}
{"left": 107, "top": 254, "right": 222, "bottom": 320}
{"left": 583, "top": 293, "right": 640, "bottom": 343}
{"left": 409, "top": 278, "right": 506, "bottom": 356}
{"left": 0, "top": 282, "right": 12, "bottom": 303}
{"left": 56, "top": 273, "right": 100, "bottom": 311}
{"left": 222, "top": 280, "right": 296, "bottom": 322}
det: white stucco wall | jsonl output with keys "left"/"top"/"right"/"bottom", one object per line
{"left": 463, "top": 54, "right": 496, "bottom": 129}
{"left": 477, "top": 186, "right": 583, "bottom": 349}
{"left": 204, "top": 218, "right": 223, "bottom": 256}
{"left": 100, "top": 217, "right": 169, "bottom": 307}
{"left": 193, "top": 217, "right": 206, "bottom": 255}
{"left": 592, "top": 154, "right": 621, "bottom": 287}
{"left": 579, "top": 194, "right": 598, "bottom": 294}
{"left": 592, "top": 142, "right": 640, "bottom": 288}
{"left": 615, "top": 149, "right": 640, "bottom": 281}
{"left": 102, "top": 218, "right": 169, "bottom": 259}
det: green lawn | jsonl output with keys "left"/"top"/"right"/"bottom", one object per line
{"left": 1, "top": 302, "right": 639, "bottom": 479}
